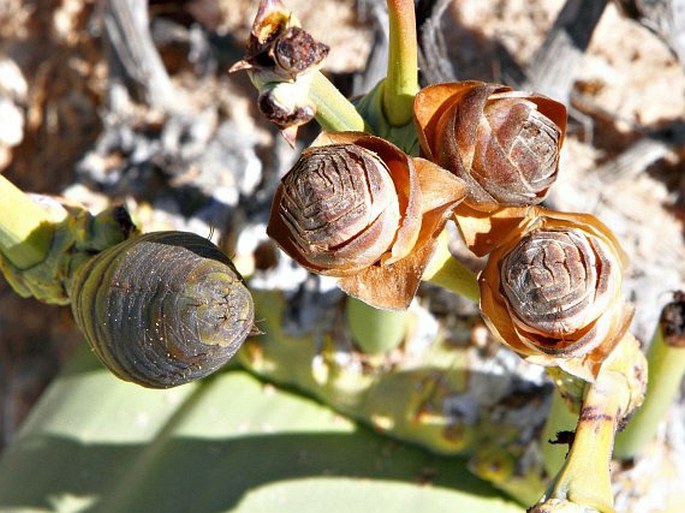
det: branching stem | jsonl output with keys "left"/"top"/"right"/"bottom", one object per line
{"left": 422, "top": 232, "right": 480, "bottom": 303}
{"left": 310, "top": 71, "right": 366, "bottom": 132}
{"left": 0, "top": 175, "right": 60, "bottom": 269}
{"left": 541, "top": 373, "right": 623, "bottom": 513}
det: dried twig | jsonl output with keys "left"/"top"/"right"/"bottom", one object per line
{"left": 417, "top": 0, "right": 459, "bottom": 84}
{"left": 522, "top": 0, "right": 609, "bottom": 102}
{"left": 103, "top": 0, "right": 179, "bottom": 111}
{"left": 614, "top": 0, "right": 685, "bottom": 68}
{"left": 596, "top": 121, "right": 685, "bottom": 181}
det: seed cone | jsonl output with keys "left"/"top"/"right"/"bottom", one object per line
{"left": 478, "top": 208, "right": 630, "bottom": 380}
{"left": 69, "top": 231, "right": 255, "bottom": 388}
{"left": 275, "top": 143, "right": 402, "bottom": 273}
{"left": 414, "top": 81, "right": 567, "bottom": 211}
{"left": 268, "top": 131, "right": 467, "bottom": 310}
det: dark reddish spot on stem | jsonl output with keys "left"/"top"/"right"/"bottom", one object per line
{"left": 661, "top": 291, "right": 685, "bottom": 347}
{"left": 579, "top": 406, "right": 614, "bottom": 423}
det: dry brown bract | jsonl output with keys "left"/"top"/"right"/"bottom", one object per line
{"left": 478, "top": 207, "right": 632, "bottom": 381}
{"left": 268, "top": 131, "right": 467, "bottom": 310}
{"left": 414, "top": 81, "right": 567, "bottom": 212}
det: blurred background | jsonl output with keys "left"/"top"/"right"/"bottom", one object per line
{"left": 0, "top": 0, "right": 683, "bottom": 454}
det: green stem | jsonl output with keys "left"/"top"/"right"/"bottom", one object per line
{"left": 540, "top": 386, "right": 579, "bottom": 477}
{"left": 541, "top": 373, "right": 623, "bottom": 513}
{"left": 310, "top": 71, "right": 366, "bottom": 132}
{"left": 534, "top": 333, "right": 646, "bottom": 512}
{"left": 614, "top": 316, "right": 685, "bottom": 459}
{"left": 384, "top": 0, "right": 420, "bottom": 126}
{"left": 422, "top": 232, "right": 480, "bottom": 303}
{"left": 346, "top": 296, "right": 409, "bottom": 354}
{"left": 0, "top": 175, "right": 58, "bottom": 269}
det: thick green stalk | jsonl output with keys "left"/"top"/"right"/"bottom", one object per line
{"left": 384, "top": 0, "right": 420, "bottom": 126}
{"left": 0, "top": 175, "right": 59, "bottom": 269}
{"left": 614, "top": 306, "right": 685, "bottom": 459}
{"left": 534, "top": 332, "right": 647, "bottom": 513}
{"left": 346, "top": 296, "right": 409, "bottom": 354}
{"left": 422, "top": 232, "right": 480, "bottom": 303}
{"left": 310, "top": 71, "right": 366, "bottom": 132}
{"left": 540, "top": 373, "right": 624, "bottom": 513}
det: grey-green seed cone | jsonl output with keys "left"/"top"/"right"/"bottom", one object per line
{"left": 69, "top": 231, "right": 254, "bottom": 388}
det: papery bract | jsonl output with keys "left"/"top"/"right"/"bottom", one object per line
{"left": 478, "top": 208, "right": 631, "bottom": 381}
{"left": 268, "top": 132, "right": 467, "bottom": 310}
{"left": 414, "top": 81, "right": 567, "bottom": 211}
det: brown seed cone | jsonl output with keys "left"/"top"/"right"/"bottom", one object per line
{"left": 267, "top": 132, "right": 467, "bottom": 310}
{"left": 478, "top": 207, "right": 632, "bottom": 381}
{"left": 414, "top": 81, "right": 567, "bottom": 212}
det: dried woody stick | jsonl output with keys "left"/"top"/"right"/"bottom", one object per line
{"left": 103, "top": 0, "right": 180, "bottom": 111}
{"left": 532, "top": 334, "right": 646, "bottom": 513}
{"left": 522, "top": 0, "right": 609, "bottom": 102}
{"left": 525, "top": 0, "right": 684, "bottom": 185}
{"left": 614, "top": 0, "right": 685, "bottom": 68}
